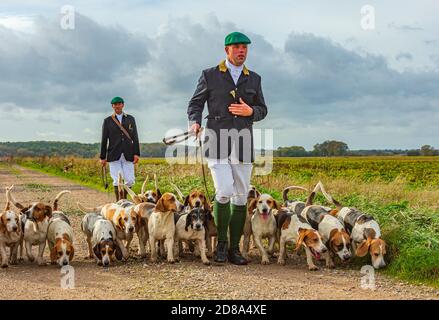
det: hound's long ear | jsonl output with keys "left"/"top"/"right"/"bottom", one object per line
{"left": 203, "top": 198, "right": 211, "bottom": 212}
{"left": 356, "top": 238, "right": 372, "bottom": 257}
{"left": 93, "top": 244, "right": 102, "bottom": 259}
{"left": 295, "top": 228, "right": 307, "bottom": 251}
{"left": 117, "top": 216, "right": 124, "bottom": 230}
{"left": 248, "top": 198, "right": 258, "bottom": 215}
{"left": 273, "top": 200, "right": 281, "bottom": 211}
{"left": 114, "top": 243, "right": 123, "bottom": 261}
{"left": 185, "top": 213, "right": 192, "bottom": 232}
{"left": 155, "top": 197, "right": 166, "bottom": 212}
{"left": 44, "top": 205, "right": 53, "bottom": 218}
{"left": 50, "top": 245, "right": 58, "bottom": 263}
{"left": 69, "top": 245, "right": 75, "bottom": 262}
{"left": 156, "top": 189, "right": 162, "bottom": 200}
{"left": 184, "top": 195, "right": 190, "bottom": 207}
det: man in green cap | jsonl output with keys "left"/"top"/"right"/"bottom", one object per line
{"left": 100, "top": 97, "right": 140, "bottom": 200}
{"left": 187, "top": 32, "right": 268, "bottom": 265}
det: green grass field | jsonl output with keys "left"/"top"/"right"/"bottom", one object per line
{"left": 6, "top": 156, "right": 439, "bottom": 287}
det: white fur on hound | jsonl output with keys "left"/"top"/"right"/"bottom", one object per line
{"left": 276, "top": 210, "right": 327, "bottom": 270}
{"left": 100, "top": 197, "right": 137, "bottom": 260}
{"left": 243, "top": 194, "right": 280, "bottom": 264}
{"left": 317, "top": 181, "right": 387, "bottom": 269}
{"left": 300, "top": 183, "right": 352, "bottom": 268}
{"left": 174, "top": 207, "right": 210, "bottom": 265}
{"left": 81, "top": 212, "right": 123, "bottom": 267}
{"left": 148, "top": 192, "right": 184, "bottom": 263}
{"left": 7, "top": 187, "right": 70, "bottom": 266}
{"left": 0, "top": 186, "right": 21, "bottom": 268}
{"left": 336, "top": 207, "right": 386, "bottom": 268}
{"left": 47, "top": 212, "right": 74, "bottom": 267}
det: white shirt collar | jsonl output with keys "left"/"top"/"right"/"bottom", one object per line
{"left": 225, "top": 59, "right": 244, "bottom": 85}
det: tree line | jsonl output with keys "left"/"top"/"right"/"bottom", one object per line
{"left": 0, "top": 141, "right": 437, "bottom": 158}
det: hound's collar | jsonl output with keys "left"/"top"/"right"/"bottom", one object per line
{"left": 219, "top": 60, "right": 249, "bottom": 76}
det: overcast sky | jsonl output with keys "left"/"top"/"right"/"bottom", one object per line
{"left": 0, "top": 0, "right": 438, "bottom": 149}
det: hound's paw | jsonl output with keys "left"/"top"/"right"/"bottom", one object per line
{"left": 1, "top": 263, "right": 8, "bottom": 268}
{"left": 202, "top": 260, "right": 211, "bottom": 265}
{"left": 9, "top": 259, "right": 18, "bottom": 265}
{"left": 167, "top": 259, "right": 175, "bottom": 264}
{"left": 308, "top": 265, "right": 319, "bottom": 271}
{"left": 261, "top": 257, "right": 270, "bottom": 265}
{"left": 50, "top": 261, "right": 57, "bottom": 265}
{"left": 326, "top": 262, "right": 335, "bottom": 269}
{"left": 277, "top": 259, "right": 286, "bottom": 266}
{"left": 38, "top": 262, "right": 48, "bottom": 267}
{"left": 28, "top": 256, "right": 35, "bottom": 262}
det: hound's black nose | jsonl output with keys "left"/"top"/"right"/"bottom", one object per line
{"left": 129, "top": 226, "right": 134, "bottom": 232}
{"left": 12, "top": 226, "right": 18, "bottom": 231}
{"left": 321, "top": 248, "right": 327, "bottom": 253}
{"left": 62, "top": 260, "right": 69, "bottom": 266}
{"left": 195, "top": 224, "right": 202, "bottom": 230}
{"left": 195, "top": 201, "right": 201, "bottom": 207}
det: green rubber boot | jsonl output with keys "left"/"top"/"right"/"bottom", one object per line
{"left": 213, "top": 200, "right": 231, "bottom": 263}
{"left": 228, "top": 204, "right": 248, "bottom": 265}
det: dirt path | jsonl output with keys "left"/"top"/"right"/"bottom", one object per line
{"left": 0, "top": 164, "right": 437, "bottom": 300}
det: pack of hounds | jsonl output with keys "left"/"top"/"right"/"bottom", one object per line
{"left": 0, "top": 175, "right": 387, "bottom": 271}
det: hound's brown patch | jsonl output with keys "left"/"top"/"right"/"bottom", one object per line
{"left": 282, "top": 215, "right": 291, "bottom": 229}
{"left": 329, "top": 209, "right": 339, "bottom": 216}
{"left": 329, "top": 228, "right": 351, "bottom": 251}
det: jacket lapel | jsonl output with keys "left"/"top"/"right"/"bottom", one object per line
{"left": 219, "top": 60, "right": 250, "bottom": 87}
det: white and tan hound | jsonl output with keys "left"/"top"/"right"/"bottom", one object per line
{"left": 148, "top": 192, "right": 184, "bottom": 263}
{"left": 300, "top": 184, "right": 352, "bottom": 268}
{"left": 47, "top": 212, "right": 74, "bottom": 267}
{"left": 276, "top": 209, "right": 328, "bottom": 270}
{"left": 243, "top": 194, "right": 280, "bottom": 264}
{"left": 81, "top": 212, "right": 123, "bottom": 267}
{"left": 318, "top": 181, "right": 387, "bottom": 269}
{"left": 8, "top": 186, "right": 70, "bottom": 266}
{"left": 0, "top": 186, "right": 21, "bottom": 268}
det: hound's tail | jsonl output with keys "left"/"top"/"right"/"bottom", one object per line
{"left": 53, "top": 190, "right": 71, "bottom": 211}
{"left": 170, "top": 182, "right": 185, "bottom": 202}
{"left": 76, "top": 202, "right": 102, "bottom": 214}
{"left": 315, "top": 181, "right": 343, "bottom": 210}
{"left": 6, "top": 185, "right": 24, "bottom": 210}
{"left": 282, "top": 186, "right": 309, "bottom": 202}
{"left": 305, "top": 183, "right": 321, "bottom": 206}
{"left": 4, "top": 186, "right": 12, "bottom": 211}
{"left": 117, "top": 171, "right": 125, "bottom": 199}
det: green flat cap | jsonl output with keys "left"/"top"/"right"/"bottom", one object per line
{"left": 225, "top": 32, "right": 251, "bottom": 46}
{"left": 111, "top": 96, "right": 124, "bottom": 104}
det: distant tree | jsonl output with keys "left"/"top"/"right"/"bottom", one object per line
{"left": 275, "top": 146, "right": 308, "bottom": 157}
{"left": 420, "top": 145, "right": 435, "bottom": 156}
{"left": 407, "top": 149, "right": 421, "bottom": 156}
{"left": 313, "top": 140, "right": 349, "bottom": 156}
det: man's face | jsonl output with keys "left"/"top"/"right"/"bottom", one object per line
{"left": 225, "top": 44, "right": 248, "bottom": 66}
{"left": 112, "top": 102, "right": 124, "bottom": 114}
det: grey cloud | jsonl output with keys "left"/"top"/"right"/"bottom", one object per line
{"left": 395, "top": 52, "right": 413, "bottom": 61}
{"left": 0, "top": 13, "right": 149, "bottom": 112}
{"left": 1, "top": 14, "right": 438, "bottom": 148}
